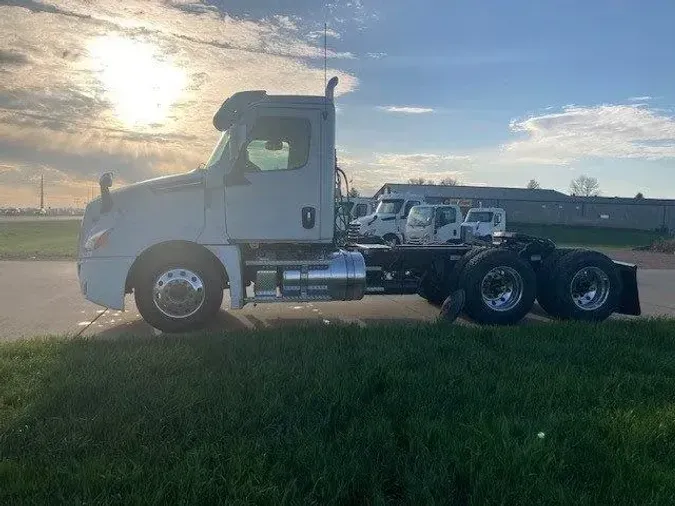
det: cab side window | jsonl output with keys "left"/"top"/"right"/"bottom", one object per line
{"left": 354, "top": 203, "right": 368, "bottom": 218}
{"left": 437, "top": 207, "right": 457, "bottom": 227}
{"left": 240, "top": 116, "right": 311, "bottom": 173}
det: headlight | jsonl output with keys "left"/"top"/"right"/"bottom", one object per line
{"left": 84, "top": 228, "right": 112, "bottom": 252}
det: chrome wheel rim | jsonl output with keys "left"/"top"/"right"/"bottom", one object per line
{"left": 570, "top": 266, "right": 610, "bottom": 311}
{"left": 480, "top": 266, "right": 524, "bottom": 312}
{"left": 153, "top": 268, "right": 205, "bottom": 318}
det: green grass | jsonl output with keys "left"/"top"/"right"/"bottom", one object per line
{"left": 2, "top": 320, "right": 675, "bottom": 505}
{"left": 509, "top": 222, "right": 669, "bottom": 248}
{"left": 0, "top": 220, "right": 80, "bottom": 259}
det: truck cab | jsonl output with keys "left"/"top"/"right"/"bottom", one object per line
{"left": 461, "top": 207, "right": 506, "bottom": 241}
{"left": 348, "top": 192, "right": 425, "bottom": 246}
{"left": 405, "top": 204, "right": 463, "bottom": 245}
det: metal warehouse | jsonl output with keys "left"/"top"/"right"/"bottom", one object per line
{"left": 374, "top": 184, "right": 675, "bottom": 232}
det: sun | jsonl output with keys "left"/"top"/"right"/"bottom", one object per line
{"left": 87, "top": 35, "right": 186, "bottom": 128}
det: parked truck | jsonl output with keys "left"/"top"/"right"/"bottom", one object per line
{"left": 77, "top": 77, "right": 641, "bottom": 332}
{"left": 461, "top": 207, "right": 506, "bottom": 241}
{"left": 348, "top": 191, "right": 426, "bottom": 245}
{"left": 404, "top": 204, "right": 463, "bottom": 245}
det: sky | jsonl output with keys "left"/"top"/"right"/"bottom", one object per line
{"left": 2, "top": 0, "right": 675, "bottom": 207}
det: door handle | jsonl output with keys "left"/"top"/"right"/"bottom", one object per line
{"left": 302, "top": 206, "right": 316, "bottom": 229}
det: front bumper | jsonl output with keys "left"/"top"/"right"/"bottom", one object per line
{"left": 77, "top": 256, "right": 135, "bottom": 311}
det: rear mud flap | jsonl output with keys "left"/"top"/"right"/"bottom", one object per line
{"left": 614, "top": 261, "right": 641, "bottom": 316}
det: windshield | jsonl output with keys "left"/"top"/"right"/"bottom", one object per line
{"left": 204, "top": 129, "right": 231, "bottom": 169}
{"left": 376, "top": 199, "right": 404, "bottom": 214}
{"left": 465, "top": 211, "right": 494, "bottom": 223}
{"left": 407, "top": 206, "right": 433, "bottom": 227}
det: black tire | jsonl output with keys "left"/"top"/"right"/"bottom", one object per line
{"left": 447, "top": 246, "right": 487, "bottom": 291}
{"left": 551, "top": 250, "right": 622, "bottom": 322}
{"left": 382, "top": 234, "right": 400, "bottom": 247}
{"left": 536, "top": 247, "right": 578, "bottom": 317}
{"left": 461, "top": 249, "right": 536, "bottom": 325}
{"left": 135, "top": 253, "right": 224, "bottom": 333}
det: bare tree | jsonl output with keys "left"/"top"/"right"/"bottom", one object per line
{"left": 526, "top": 179, "right": 541, "bottom": 190}
{"left": 570, "top": 175, "right": 600, "bottom": 197}
{"left": 439, "top": 177, "right": 459, "bottom": 186}
{"left": 408, "top": 177, "right": 435, "bottom": 185}
{"left": 635, "top": 192, "right": 644, "bottom": 199}
{"left": 348, "top": 187, "right": 360, "bottom": 198}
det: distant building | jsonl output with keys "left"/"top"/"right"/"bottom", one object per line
{"left": 373, "top": 183, "right": 675, "bottom": 232}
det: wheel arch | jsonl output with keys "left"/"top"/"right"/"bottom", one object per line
{"left": 125, "top": 240, "right": 228, "bottom": 293}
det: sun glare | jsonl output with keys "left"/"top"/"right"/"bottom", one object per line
{"left": 87, "top": 35, "right": 186, "bottom": 127}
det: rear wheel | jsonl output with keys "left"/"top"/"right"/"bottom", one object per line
{"left": 551, "top": 250, "right": 622, "bottom": 322}
{"left": 461, "top": 249, "right": 536, "bottom": 325}
{"left": 536, "top": 248, "right": 576, "bottom": 317}
{"left": 447, "top": 246, "right": 487, "bottom": 291}
{"left": 135, "top": 254, "right": 224, "bottom": 333}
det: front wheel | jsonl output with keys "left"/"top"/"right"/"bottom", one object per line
{"left": 135, "top": 255, "right": 224, "bottom": 333}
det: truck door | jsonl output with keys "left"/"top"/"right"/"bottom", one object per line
{"left": 434, "top": 206, "right": 460, "bottom": 242}
{"left": 224, "top": 107, "right": 323, "bottom": 242}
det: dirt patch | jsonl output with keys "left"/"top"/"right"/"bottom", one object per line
{"left": 596, "top": 248, "right": 675, "bottom": 270}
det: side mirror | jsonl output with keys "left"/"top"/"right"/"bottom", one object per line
{"left": 265, "top": 139, "right": 283, "bottom": 151}
{"left": 99, "top": 172, "right": 113, "bottom": 213}
{"left": 99, "top": 172, "right": 113, "bottom": 190}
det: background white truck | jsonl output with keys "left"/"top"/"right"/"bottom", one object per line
{"left": 77, "top": 77, "right": 641, "bottom": 332}
{"left": 348, "top": 192, "right": 425, "bottom": 245}
{"left": 404, "top": 204, "right": 463, "bottom": 245}
{"left": 461, "top": 207, "right": 506, "bottom": 241}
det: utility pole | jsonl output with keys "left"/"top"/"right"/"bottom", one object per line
{"left": 40, "top": 174, "right": 44, "bottom": 210}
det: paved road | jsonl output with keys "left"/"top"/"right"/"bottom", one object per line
{"left": 0, "top": 261, "right": 673, "bottom": 341}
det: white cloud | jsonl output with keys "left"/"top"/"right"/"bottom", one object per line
{"left": 307, "top": 28, "right": 342, "bottom": 40}
{"left": 377, "top": 106, "right": 434, "bottom": 114}
{"left": 628, "top": 96, "right": 653, "bottom": 102}
{"left": 502, "top": 104, "right": 675, "bottom": 165}
{"left": 366, "top": 52, "right": 386, "bottom": 59}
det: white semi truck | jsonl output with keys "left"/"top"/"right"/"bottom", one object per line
{"left": 77, "top": 77, "right": 641, "bottom": 332}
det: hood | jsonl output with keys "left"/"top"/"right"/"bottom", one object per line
{"left": 113, "top": 169, "right": 206, "bottom": 195}
{"left": 352, "top": 212, "right": 380, "bottom": 226}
